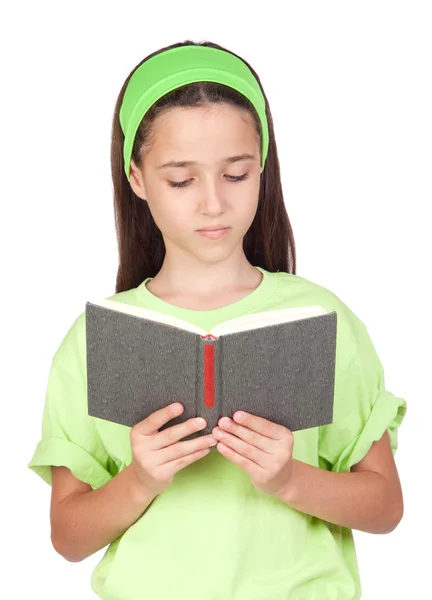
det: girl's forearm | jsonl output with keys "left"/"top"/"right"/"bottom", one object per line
{"left": 51, "top": 464, "right": 158, "bottom": 562}
{"left": 276, "top": 459, "right": 403, "bottom": 534}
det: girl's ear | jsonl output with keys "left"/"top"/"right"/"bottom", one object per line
{"left": 129, "top": 159, "right": 148, "bottom": 201}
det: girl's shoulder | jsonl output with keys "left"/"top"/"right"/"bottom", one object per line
{"left": 275, "top": 271, "right": 369, "bottom": 371}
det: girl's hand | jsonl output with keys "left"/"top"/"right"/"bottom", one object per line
{"left": 212, "top": 411, "right": 295, "bottom": 498}
{"left": 130, "top": 403, "right": 217, "bottom": 496}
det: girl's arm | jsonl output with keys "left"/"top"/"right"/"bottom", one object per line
{"left": 277, "top": 431, "right": 404, "bottom": 534}
{"left": 50, "top": 464, "right": 157, "bottom": 562}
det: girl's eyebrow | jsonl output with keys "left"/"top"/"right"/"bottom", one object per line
{"left": 156, "top": 153, "right": 256, "bottom": 170}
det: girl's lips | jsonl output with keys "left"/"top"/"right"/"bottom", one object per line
{"left": 197, "top": 227, "right": 230, "bottom": 239}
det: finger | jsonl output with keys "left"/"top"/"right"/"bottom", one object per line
{"left": 132, "top": 403, "right": 184, "bottom": 436}
{"left": 232, "top": 411, "right": 289, "bottom": 440}
{"left": 216, "top": 418, "right": 273, "bottom": 453}
{"left": 164, "top": 447, "right": 212, "bottom": 475}
{"left": 217, "top": 441, "right": 266, "bottom": 478}
{"left": 155, "top": 435, "right": 217, "bottom": 465}
{"left": 214, "top": 429, "right": 267, "bottom": 467}
{"left": 151, "top": 416, "right": 208, "bottom": 450}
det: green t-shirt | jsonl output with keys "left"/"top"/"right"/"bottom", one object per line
{"left": 28, "top": 266, "right": 407, "bottom": 600}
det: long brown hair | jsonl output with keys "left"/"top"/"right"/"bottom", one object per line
{"left": 110, "top": 40, "right": 296, "bottom": 294}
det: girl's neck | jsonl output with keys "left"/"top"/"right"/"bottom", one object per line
{"left": 145, "top": 265, "right": 263, "bottom": 311}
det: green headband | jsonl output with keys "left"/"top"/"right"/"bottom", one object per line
{"left": 119, "top": 45, "right": 269, "bottom": 181}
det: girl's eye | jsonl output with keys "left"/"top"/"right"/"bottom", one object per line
{"left": 168, "top": 172, "right": 250, "bottom": 189}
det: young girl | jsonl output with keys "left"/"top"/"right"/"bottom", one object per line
{"left": 28, "top": 40, "right": 407, "bottom": 600}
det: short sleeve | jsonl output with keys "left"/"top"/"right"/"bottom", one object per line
{"left": 28, "top": 360, "right": 116, "bottom": 490}
{"left": 318, "top": 322, "right": 407, "bottom": 473}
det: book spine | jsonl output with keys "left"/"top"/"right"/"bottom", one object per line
{"left": 201, "top": 334, "right": 218, "bottom": 408}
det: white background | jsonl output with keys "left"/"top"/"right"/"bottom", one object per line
{"left": 2, "top": 1, "right": 430, "bottom": 598}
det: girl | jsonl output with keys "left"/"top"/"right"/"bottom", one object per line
{"left": 28, "top": 40, "right": 407, "bottom": 600}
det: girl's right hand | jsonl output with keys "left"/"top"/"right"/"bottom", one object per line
{"left": 129, "top": 402, "right": 218, "bottom": 495}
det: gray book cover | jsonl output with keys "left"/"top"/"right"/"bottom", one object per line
{"left": 85, "top": 301, "right": 337, "bottom": 440}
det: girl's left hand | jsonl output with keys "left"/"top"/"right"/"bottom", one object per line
{"left": 212, "top": 411, "right": 295, "bottom": 498}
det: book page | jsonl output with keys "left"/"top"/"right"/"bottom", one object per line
{"left": 88, "top": 299, "right": 206, "bottom": 335}
{"left": 211, "top": 305, "right": 328, "bottom": 336}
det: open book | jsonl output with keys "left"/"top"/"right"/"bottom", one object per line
{"left": 85, "top": 300, "right": 338, "bottom": 439}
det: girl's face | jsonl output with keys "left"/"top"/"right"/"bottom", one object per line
{"left": 129, "top": 103, "right": 263, "bottom": 264}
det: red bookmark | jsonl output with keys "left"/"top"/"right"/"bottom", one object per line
{"left": 202, "top": 335, "right": 217, "bottom": 408}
